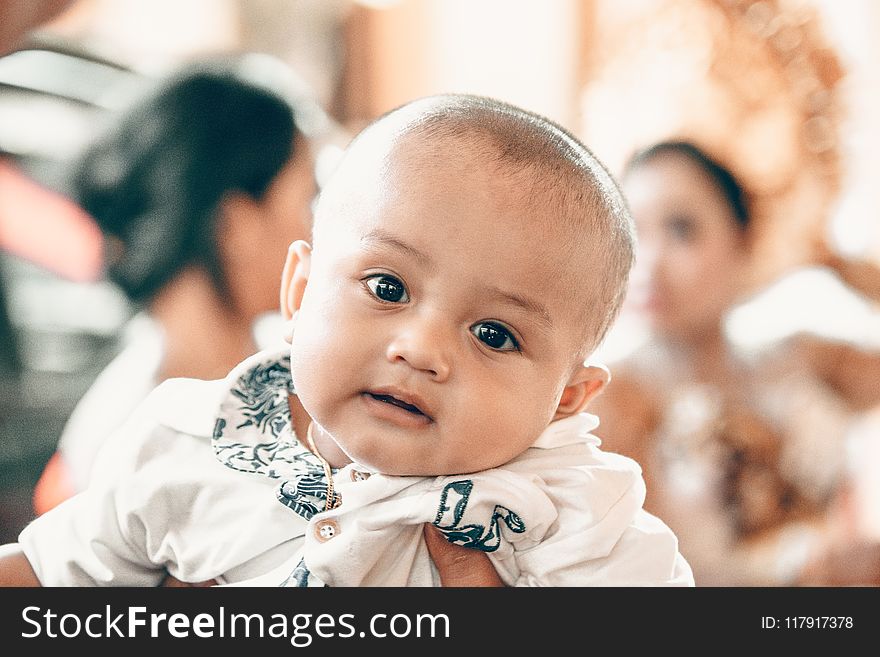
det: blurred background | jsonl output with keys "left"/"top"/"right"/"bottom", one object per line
{"left": 1, "top": 0, "right": 878, "bottom": 584}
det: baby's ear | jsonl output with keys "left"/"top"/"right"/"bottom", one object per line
{"left": 554, "top": 363, "right": 610, "bottom": 420}
{"left": 280, "top": 240, "right": 312, "bottom": 321}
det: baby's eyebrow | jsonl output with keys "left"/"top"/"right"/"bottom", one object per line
{"left": 487, "top": 286, "right": 553, "bottom": 329}
{"left": 362, "top": 229, "right": 433, "bottom": 268}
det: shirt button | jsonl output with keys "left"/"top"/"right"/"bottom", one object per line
{"left": 350, "top": 469, "right": 371, "bottom": 482}
{"left": 314, "top": 519, "right": 340, "bottom": 542}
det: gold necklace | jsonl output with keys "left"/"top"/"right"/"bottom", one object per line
{"left": 305, "top": 422, "right": 341, "bottom": 510}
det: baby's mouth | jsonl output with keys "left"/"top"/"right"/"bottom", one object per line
{"left": 365, "top": 392, "right": 431, "bottom": 420}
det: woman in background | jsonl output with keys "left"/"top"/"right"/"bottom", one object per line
{"left": 33, "top": 55, "right": 321, "bottom": 512}
{"left": 592, "top": 140, "right": 880, "bottom": 585}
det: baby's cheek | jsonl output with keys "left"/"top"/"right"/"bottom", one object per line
{"left": 495, "top": 404, "right": 547, "bottom": 457}
{"left": 289, "top": 335, "right": 329, "bottom": 405}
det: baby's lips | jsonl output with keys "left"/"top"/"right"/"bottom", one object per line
{"left": 365, "top": 386, "right": 435, "bottom": 420}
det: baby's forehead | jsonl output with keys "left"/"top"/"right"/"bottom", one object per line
{"left": 320, "top": 126, "right": 602, "bottom": 251}
{"left": 322, "top": 131, "right": 549, "bottom": 215}
{"left": 388, "top": 133, "right": 587, "bottom": 223}
{"left": 390, "top": 127, "right": 548, "bottom": 176}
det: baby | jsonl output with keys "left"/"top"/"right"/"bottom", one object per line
{"left": 0, "top": 94, "right": 693, "bottom": 586}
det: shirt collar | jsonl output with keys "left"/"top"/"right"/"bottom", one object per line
{"left": 531, "top": 412, "right": 601, "bottom": 449}
{"left": 211, "top": 347, "right": 324, "bottom": 480}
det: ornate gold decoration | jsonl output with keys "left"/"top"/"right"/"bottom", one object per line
{"left": 580, "top": 0, "right": 846, "bottom": 291}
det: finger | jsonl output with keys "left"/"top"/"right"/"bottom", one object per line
{"left": 422, "top": 523, "right": 504, "bottom": 587}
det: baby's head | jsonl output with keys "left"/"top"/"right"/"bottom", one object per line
{"left": 282, "top": 94, "right": 634, "bottom": 476}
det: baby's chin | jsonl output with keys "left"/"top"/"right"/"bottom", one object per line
{"left": 336, "top": 430, "right": 528, "bottom": 476}
{"left": 349, "top": 454, "right": 496, "bottom": 478}
{"left": 341, "top": 448, "right": 445, "bottom": 477}
{"left": 343, "top": 453, "right": 427, "bottom": 477}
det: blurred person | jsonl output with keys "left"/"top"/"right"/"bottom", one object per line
{"left": 32, "top": 55, "right": 321, "bottom": 514}
{"left": 0, "top": 94, "right": 692, "bottom": 587}
{"left": 591, "top": 140, "right": 880, "bottom": 586}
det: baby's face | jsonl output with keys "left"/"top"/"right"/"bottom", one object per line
{"left": 288, "top": 139, "right": 598, "bottom": 475}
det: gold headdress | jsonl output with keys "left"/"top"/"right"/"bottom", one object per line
{"left": 580, "top": 0, "right": 845, "bottom": 292}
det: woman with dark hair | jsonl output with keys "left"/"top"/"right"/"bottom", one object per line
{"left": 591, "top": 140, "right": 880, "bottom": 585}
{"left": 33, "top": 56, "right": 321, "bottom": 512}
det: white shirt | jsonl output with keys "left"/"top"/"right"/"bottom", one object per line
{"left": 56, "top": 311, "right": 289, "bottom": 492}
{"left": 57, "top": 313, "right": 165, "bottom": 491}
{"left": 21, "top": 349, "right": 693, "bottom": 587}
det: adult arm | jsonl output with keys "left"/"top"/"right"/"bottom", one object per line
{"left": 817, "top": 242, "right": 880, "bottom": 304}
{"left": 0, "top": 543, "right": 41, "bottom": 586}
{"left": 791, "top": 334, "right": 880, "bottom": 411}
{"left": 795, "top": 242, "right": 880, "bottom": 408}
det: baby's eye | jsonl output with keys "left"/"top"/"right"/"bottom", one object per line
{"left": 365, "top": 275, "right": 409, "bottom": 303}
{"left": 471, "top": 322, "right": 519, "bottom": 352}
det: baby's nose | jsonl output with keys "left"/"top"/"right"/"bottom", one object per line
{"left": 385, "top": 318, "right": 451, "bottom": 381}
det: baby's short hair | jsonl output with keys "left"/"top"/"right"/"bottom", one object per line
{"left": 324, "top": 94, "right": 635, "bottom": 355}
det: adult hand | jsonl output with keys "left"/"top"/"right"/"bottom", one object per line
{"left": 160, "top": 573, "right": 216, "bottom": 587}
{"left": 160, "top": 528, "right": 506, "bottom": 588}
{"left": 0, "top": 543, "right": 41, "bottom": 586}
{"left": 422, "top": 523, "right": 504, "bottom": 587}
